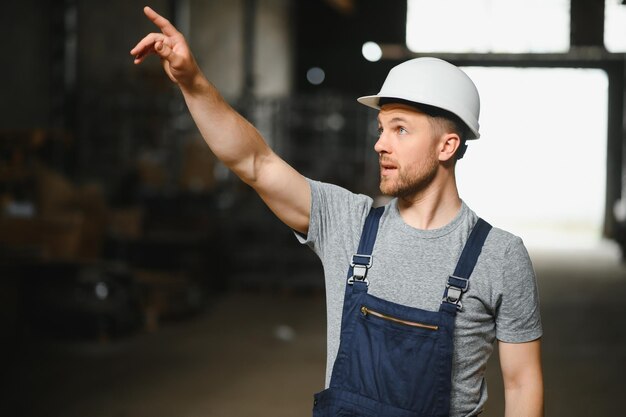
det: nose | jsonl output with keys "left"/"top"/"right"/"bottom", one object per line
{"left": 374, "top": 131, "right": 389, "bottom": 155}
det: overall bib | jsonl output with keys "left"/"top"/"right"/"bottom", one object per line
{"left": 312, "top": 207, "right": 492, "bottom": 417}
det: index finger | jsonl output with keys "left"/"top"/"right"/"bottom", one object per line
{"left": 144, "top": 6, "right": 179, "bottom": 36}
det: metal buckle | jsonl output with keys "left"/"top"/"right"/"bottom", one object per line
{"left": 447, "top": 275, "right": 469, "bottom": 292}
{"left": 351, "top": 254, "right": 373, "bottom": 268}
{"left": 443, "top": 291, "right": 463, "bottom": 311}
{"left": 444, "top": 275, "right": 469, "bottom": 311}
{"left": 348, "top": 254, "right": 372, "bottom": 286}
{"left": 347, "top": 275, "right": 370, "bottom": 286}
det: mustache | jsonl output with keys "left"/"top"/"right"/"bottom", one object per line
{"left": 379, "top": 156, "right": 399, "bottom": 167}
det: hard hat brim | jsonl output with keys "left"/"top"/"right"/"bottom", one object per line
{"left": 357, "top": 94, "right": 480, "bottom": 140}
{"left": 356, "top": 95, "right": 382, "bottom": 110}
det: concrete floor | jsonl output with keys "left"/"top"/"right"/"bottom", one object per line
{"left": 5, "top": 241, "right": 626, "bottom": 416}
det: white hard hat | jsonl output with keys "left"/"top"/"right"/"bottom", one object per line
{"left": 358, "top": 57, "right": 481, "bottom": 139}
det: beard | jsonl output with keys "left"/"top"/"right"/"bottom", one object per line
{"left": 379, "top": 153, "right": 439, "bottom": 198}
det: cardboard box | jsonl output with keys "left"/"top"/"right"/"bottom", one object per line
{"left": 35, "top": 166, "right": 77, "bottom": 216}
{"left": 0, "top": 214, "right": 84, "bottom": 260}
{"left": 108, "top": 207, "right": 144, "bottom": 240}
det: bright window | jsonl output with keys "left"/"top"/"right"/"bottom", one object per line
{"left": 456, "top": 67, "right": 608, "bottom": 248}
{"left": 605, "top": 0, "right": 626, "bottom": 52}
{"left": 406, "top": 0, "right": 570, "bottom": 53}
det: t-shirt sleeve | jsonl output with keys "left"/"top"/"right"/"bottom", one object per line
{"left": 495, "top": 237, "right": 543, "bottom": 343}
{"left": 294, "top": 179, "right": 372, "bottom": 260}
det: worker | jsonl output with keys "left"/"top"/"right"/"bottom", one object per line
{"left": 131, "top": 6, "right": 543, "bottom": 417}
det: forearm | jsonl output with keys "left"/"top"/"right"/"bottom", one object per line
{"left": 180, "top": 73, "right": 272, "bottom": 185}
{"left": 132, "top": 7, "right": 311, "bottom": 233}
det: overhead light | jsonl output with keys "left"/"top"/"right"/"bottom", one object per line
{"left": 306, "top": 67, "right": 326, "bottom": 85}
{"left": 362, "top": 41, "right": 382, "bottom": 62}
{"left": 95, "top": 282, "right": 109, "bottom": 300}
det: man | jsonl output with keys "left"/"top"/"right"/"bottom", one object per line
{"left": 131, "top": 6, "right": 543, "bottom": 416}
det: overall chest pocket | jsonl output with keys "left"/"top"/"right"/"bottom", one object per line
{"left": 345, "top": 303, "right": 450, "bottom": 414}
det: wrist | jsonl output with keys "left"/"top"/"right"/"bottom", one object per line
{"left": 180, "top": 70, "right": 211, "bottom": 97}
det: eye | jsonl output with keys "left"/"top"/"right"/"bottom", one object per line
{"left": 398, "top": 127, "right": 408, "bottom": 135}
{"left": 377, "top": 127, "right": 383, "bottom": 137}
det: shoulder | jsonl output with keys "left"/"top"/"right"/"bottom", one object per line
{"left": 484, "top": 225, "right": 526, "bottom": 254}
{"left": 468, "top": 213, "right": 527, "bottom": 257}
{"left": 481, "top": 226, "right": 542, "bottom": 342}
{"left": 477, "top": 223, "right": 536, "bottom": 295}
{"left": 458, "top": 205, "right": 528, "bottom": 260}
{"left": 303, "top": 179, "right": 374, "bottom": 250}
{"left": 309, "top": 179, "right": 372, "bottom": 204}
{"left": 308, "top": 179, "right": 374, "bottom": 219}
{"left": 473, "top": 220, "right": 534, "bottom": 282}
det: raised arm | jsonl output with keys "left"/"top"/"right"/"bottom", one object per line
{"left": 130, "top": 6, "right": 310, "bottom": 233}
{"left": 499, "top": 339, "right": 544, "bottom": 417}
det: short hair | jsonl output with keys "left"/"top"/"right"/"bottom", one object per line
{"left": 378, "top": 97, "right": 469, "bottom": 160}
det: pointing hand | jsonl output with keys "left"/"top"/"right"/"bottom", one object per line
{"left": 130, "top": 6, "right": 200, "bottom": 86}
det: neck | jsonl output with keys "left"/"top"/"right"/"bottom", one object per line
{"left": 396, "top": 169, "right": 462, "bottom": 230}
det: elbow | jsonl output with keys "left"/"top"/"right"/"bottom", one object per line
{"left": 503, "top": 372, "right": 544, "bottom": 416}
{"left": 233, "top": 148, "right": 273, "bottom": 186}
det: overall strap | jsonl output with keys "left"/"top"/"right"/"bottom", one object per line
{"left": 331, "top": 206, "right": 385, "bottom": 387}
{"left": 442, "top": 218, "right": 492, "bottom": 311}
{"left": 347, "top": 206, "right": 385, "bottom": 287}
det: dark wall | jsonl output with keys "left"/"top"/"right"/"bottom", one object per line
{"left": 294, "top": 0, "right": 407, "bottom": 95}
{"left": 0, "top": 0, "right": 172, "bottom": 178}
{"left": 1, "top": 1, "right": 56, "bottom": 129}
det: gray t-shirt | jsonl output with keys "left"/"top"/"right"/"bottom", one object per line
{"left": 296, "top": 180, "right": 542, "bottom": 417}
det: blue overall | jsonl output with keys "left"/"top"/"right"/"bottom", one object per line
{"left": 312, "top": 207, "right": 492, "bottom": 417}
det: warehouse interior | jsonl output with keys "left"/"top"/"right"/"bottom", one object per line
{"left": 1, "top": 0, "right": 626, "bottom": 416}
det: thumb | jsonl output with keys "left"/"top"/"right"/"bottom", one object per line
{"left": 155, "top": 40, "right": 184, "bottom": 70}
{"left": 155, "top": 40, "right": 184, "bottom": 68}
{"left": 155, "top": 41, "right": 179, "bottom": 84}
{"left": 155, "top": 40, "right": 172, "bottom": 59}
{"left": 154, "top": 41, "right": 178, "bottom": 84}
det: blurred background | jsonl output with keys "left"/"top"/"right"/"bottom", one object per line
{"left": 1, "top": 0, "right": 625, "bottom": 416}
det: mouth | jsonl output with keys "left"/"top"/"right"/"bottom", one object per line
{"left": 379, "top": 160, "right": 398, "bottom": 176}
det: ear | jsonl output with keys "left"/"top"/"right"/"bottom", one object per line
{"left": 438, "top": 133, "right": 461, "bottom": 162}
